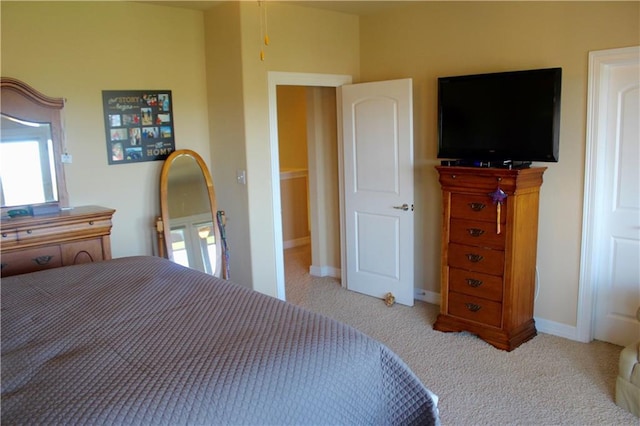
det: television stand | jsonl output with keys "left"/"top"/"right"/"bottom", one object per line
{"left": 440, "top": 160, "right": 532, "bottom": 169}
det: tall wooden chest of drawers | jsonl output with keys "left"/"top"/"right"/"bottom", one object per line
{"left": 433, "top": 166, "right": 546, "bottom": 351}
{"left": 1, "top": 206, "right": 115, "bottom": 277}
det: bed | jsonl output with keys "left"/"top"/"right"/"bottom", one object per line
{"left": 2, "top": 256, "right": 439, "bottom": 425}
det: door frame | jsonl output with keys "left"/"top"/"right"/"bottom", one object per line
{"left": 267, "top": 72, "right": 352, "bottom": 300}
{"left": 578, "top": 46, "right": 640, "bottom": 342}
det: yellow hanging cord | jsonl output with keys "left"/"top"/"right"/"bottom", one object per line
{"left": 258, "top": 1, "right": 269, "bottom": 60}
{"left": 263, "top": 0, "right": 269, "bottom": 46}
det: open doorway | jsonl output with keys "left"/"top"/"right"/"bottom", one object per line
{"left": 276, "top": 84, "right": 341, "bottom": 302}
{"left": 275, "top": 85, "right": 313, "bottom": 302}
{"left": 268, "top": 72, "right": 351, "bottom": 301}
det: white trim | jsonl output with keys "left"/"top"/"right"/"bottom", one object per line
{"left": 578, "top": 46, "right": 640, "bottom": 343}
{"left": 534, "top": 317, "right": 580, "bottom": 341}
{"left": 283, "top": 236, "right": 310, "bottom": 249}
{"left": 268, "top": 72, "right": 352, "bottom": 301}
{"left": 279, "top": 168, "right": 308, "bottom": 180}
{"left": 414, "top": 289, "right": 440, "bottom": 305}
{"left": 310, "top": 264, "right": 341, "bottom": 278}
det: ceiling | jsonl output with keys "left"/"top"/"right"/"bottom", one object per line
{"left": 142, "top": 1, "right": 408, "bottom": 16}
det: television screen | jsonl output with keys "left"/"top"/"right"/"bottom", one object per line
{"left": 437, "top": 67, "right": 562, "bottom": 164}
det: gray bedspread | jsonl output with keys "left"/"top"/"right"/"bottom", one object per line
{"left": 2, "top": 256, "right": 439, "bottom": 425}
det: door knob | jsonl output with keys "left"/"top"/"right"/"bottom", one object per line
{"left": 393, "top": 203, "right": 410, "bottom": 211}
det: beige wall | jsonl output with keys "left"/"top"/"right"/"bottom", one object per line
{"left": 306, "top": 87, "right": 342, "bottom": 273}
{"left": 277, "top": 86, "right": 308, "bottom": 170}
{"left": 358, "top": 1, "right": 639, "bottom": 327}
{"left": 203, "top": 1, "right": 253, "bottom": 287}
{"left": 280, "top": 173, "right": 310, "bottom": 243}
{"left": 1, "top": 1, "right": 211, "bottom": 258}
{"left": 205, "top": 2, "right": 359, "bottom": 296}
{"left": 277, "top": 86, "right": 310, "bottom": 245}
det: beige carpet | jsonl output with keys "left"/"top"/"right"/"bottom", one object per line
{"left": 284, "top": 244, "right": 637, "bottom": 425}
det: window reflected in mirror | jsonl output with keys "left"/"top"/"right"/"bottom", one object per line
{"left": 169, "top": 216, "right": 218, "bottom": 275}
{"left": 1, "top": 114, "right": 58, "bottom": 207}
{"left": 159, "top": 149, "right": 224, "bottom": 278}
{"left": 1, "top": 77, "right": 69, "bottom": 215}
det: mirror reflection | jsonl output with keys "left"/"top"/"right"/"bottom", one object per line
{"left": 159, "top": 150, "right": 224, "bottom": 278}
{"left": 1, "top": 77, "right": 68, "bottom": 215}
{"left": 1, "top": 114, "right": 58, "bottom": 207}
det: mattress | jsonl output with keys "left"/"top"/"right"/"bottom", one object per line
{"left": 1, "top": 256, "right": 439, "bottom": 425}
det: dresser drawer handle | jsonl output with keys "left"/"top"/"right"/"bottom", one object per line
{"left": 467, "top": 228, "right": 485, "bottom": 237}
{"left": 89, "top": 221, "right": 94, "bottom": 225}
{"left": 465, "top": 303, "right": 482, "bottom": 312}
{"left": 468, "top": 202, "right": 486, "bottom": 212}
{"left": 2, "top": 233, "right": 7, "bottom": 238}
{"left": 466, "top": 253, "right": 484, "bottom": 263}
{"left": 27, "top": 230, "right": 33, "bottom": 234}
{"left": 466, "top": 278, "right": 483, "bottom": 287}
{"left": 33, "top": 255, "right": 54, "bottom": 265}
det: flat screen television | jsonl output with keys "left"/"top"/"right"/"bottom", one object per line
{"left": 437, "top": 67, "right": 562, "bottom": 166}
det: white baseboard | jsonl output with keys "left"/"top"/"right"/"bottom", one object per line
{"left": 309, "top": 264, "right": 341, "bottom": 278}
{"left": 283, "top": 236, "right": 310, "bottom": 249}
{"left": 533, "top": 317, "right": 583, "bottom": 342}
{"left": 414, "top": 288, "right": 584, "bottom": 342}
{"left": 414, "top": 289, "right": 441, "bottom": 305}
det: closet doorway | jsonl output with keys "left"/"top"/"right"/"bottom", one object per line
{"left": 276, "top": 84, "right": 341, "bottom": 300}
{"left": 269, "top": 73, "right": 352, "bottom": 301}
{"left": 276, "top": 85, "right": 313, "bottom": 300}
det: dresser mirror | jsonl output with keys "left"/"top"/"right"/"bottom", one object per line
{"left": 0, "top": 77, "right": 69, "bottom": 215}
{"left": 158, "top": 149, "right": 224, "bottom": 278}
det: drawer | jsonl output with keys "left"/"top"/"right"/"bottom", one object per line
{"left": 450, "top": 218, "right": 505, "bottom": 250}
{"left": 61, "top": 239, "right": 105, "bottom": 265}
{"left": 439, "top": 170, "right": 518, "bottom": 192}
{"left": 449, "top": 268, "right": 503, "bottom": 302}
{"left": 1, "top": 245, "right": 63, "bottom": 277}
{"left": 15, "top": 217, "right": 112, "bottom": 244}
{"left": 450, "top": 193, "right": 506, "bottom": 223}
{"left": 448, "top": 292, "right": 502, "bottom": 328}
{"left": 1, "top": 230, "right": 18, "bottom": 245}
{"left": 448, "top": 243, "right": 504, "bottom": 276}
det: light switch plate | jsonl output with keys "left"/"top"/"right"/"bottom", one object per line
{"left": 236, "top": 169, "right": 246, "bottom": 185}
{"left": 61, "top": 153, "right": 73, "bottom": 163}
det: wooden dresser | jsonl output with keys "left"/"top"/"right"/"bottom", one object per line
{"left": 433, "top": 166, "right": 546, "bottom": 351}
{"left": 1, "top": 206, "right": 115, "bottom": 277}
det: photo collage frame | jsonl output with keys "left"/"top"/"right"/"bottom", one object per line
{"left": 102, "top": 90, "right": 176, "bottom": 165}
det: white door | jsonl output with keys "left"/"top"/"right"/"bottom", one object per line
{"left": 591, "top": 48, "right": 640, "bottom": 346}
{"left": 340, "top": 79, "right": 414, "bottom": 306}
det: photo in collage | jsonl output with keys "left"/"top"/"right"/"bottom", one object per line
{"left": 102, "top": 90, "right": 175, "bottom": 165}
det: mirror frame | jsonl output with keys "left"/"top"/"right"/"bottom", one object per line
{"left": 159, "top": 149, "right": 225, "bottom": 278}
{"left": 1, "top": 77, "right": 69, "bottom": 214}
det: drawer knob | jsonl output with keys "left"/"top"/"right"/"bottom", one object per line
{"left": 27, "top": 229, "right": 33, "bottom": 234}
{"left": 89, "top": 221, "right": 94, "bottom": 225}
{"left": 467, "top": 228, "right": 485, "bottom": 237}
{"left": 32, "top": 255, "right": 54, "bottom": 265}
{"left": 2, "top": 233, "right": 7, "bottom": 238}
{"left": 468, "top": 202, "right": 486, "bottom": 212}
{"left": 465, "top": 303, "right": 482, "bottom": 312}
{"left": 466, "top": 253, "right": 484, "bottom": 263}
{"left": 466, "top": 278, "right": 483, "bottom": 288}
